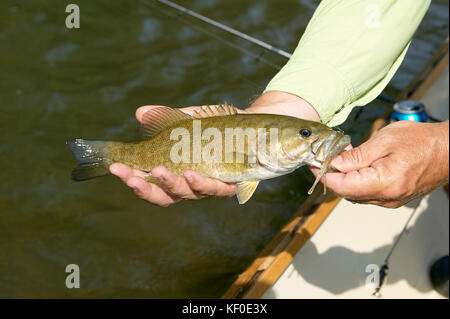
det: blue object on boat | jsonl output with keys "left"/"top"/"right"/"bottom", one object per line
{"left": 390, "top": 100, "right": 429, "bottom": 122}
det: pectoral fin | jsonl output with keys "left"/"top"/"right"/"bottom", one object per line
{"left": 236, "top": 181, "right": 259, "bottom": 204}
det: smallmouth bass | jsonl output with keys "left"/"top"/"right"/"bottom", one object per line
{"left": 67, "top": 104, "right": 350, "bottom": 204}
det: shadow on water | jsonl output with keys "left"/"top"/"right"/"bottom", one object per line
{"left": 0, "top": 0, "right": 448, "bottom": 297}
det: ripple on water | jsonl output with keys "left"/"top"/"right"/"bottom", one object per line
{"left": 32, "top": 12, "right": 46, "bottom": 23}
{"left": 1, "top": 0, "right": 448, "bottom": 299}
{"left": 47, "top": 93, "right": 67, "bottom": 113}
{"left": 99, "top": 87, "right": 127, "bottom": 104}
{"left": 178, "top": 26, "right": 198, "bottom": 40}
{"left": 44, "top": 43, "right": 77, "bottom": 65}
{"left": 138, "top": 18, "right": 162, "bottom": 44}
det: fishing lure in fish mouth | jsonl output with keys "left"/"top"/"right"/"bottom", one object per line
{"left": 307, "top": 134, "right": 351, "bottom": 195}
{"left": 67, "top": 104, "right": 350, "bottom": 204}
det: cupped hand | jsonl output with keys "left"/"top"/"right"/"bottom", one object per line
{"left": 110, "top": 91, "right": 321, "bottom": 207}
{"left": 109, "top": 105, "right": 237, "bottom": 207}
{"left": 313, "top": 120, "right": 449, "bottom": 208}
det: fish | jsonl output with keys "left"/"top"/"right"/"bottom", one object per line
{"left": 67, "top": 103, "right": 350, "bottom": 204}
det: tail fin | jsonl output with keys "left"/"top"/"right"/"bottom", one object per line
{"left": 66, "top": 139, "right": 114, "bottom": 181}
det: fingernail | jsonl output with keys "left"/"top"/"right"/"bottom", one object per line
{"left": 109, "top": 165, "right": 118, "bottom": 174}
{"left": 185, "top": 175, "right": 193, "bottom": 183}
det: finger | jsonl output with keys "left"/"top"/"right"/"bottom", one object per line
{"left": 331, "top": 138, "right": 389, "bottom": 173}
{"left": 110, "top": 163, "right": 180, "bottom": 206}
{"left": 126, "top": 176, "right": 180, "bottom": 207}
{"left": 346, "top": 198, "right": 385, "bottom": 206}
{"left": 110, "top": 163, "right": 133, "bottom": 183}
{"left": 309, "top": 166, "right": 320, "bottom": 175}
{"left": 109, "top": 163, "right": 147, "bottom": 182}
{"left": 151, "top": 166, "right": 201, "bottom": 200}
{"left": 308, "top": 144, "right": 353, "bottom": 174}
{"left": 346, "top": 198, "right": 402, "bottom": 209}
{"left": 183, "top": 170, "right": 236, "bottom": 197}
{"left": 322, "top": 166, "right": 383, "bottom": 199}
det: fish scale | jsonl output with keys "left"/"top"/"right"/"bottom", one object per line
{"left": 67, "top": 104, "right": 351, "bottom": 204}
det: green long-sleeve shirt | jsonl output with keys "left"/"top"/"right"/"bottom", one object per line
{"left": 264, "top": 0, "right": 431, "bottom": 127}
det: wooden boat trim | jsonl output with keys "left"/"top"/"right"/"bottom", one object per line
{"left": 399, "top": 37, "right": 449, "bottom": 102}
{"left": 222, "top": 37, "right": 449, "bottom": 299}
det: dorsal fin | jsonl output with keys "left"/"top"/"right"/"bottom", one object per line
{"left": 140, "top": 107, "right": 192, "bottom": 139}
{"left": 192, "top": 102, "right": 239, "bottom": 119}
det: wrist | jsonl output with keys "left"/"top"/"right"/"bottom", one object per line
{"left": 246, "top": 91, "right": 321, "bottom": 122}
{"left": 425, "top": 120, "right": 449, "bottom": 187}
{"left": 437, "top": 120, "right": 449, "bottom": 179}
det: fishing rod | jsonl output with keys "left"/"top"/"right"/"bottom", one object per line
{"left": 156, "top": 0, "right": 396, "bottom": 104}
{"left": 146, "top": 0, "right": 282, "bottom": 71}
{"left": 156, "top": 0, "right": 292, "bottom": 59}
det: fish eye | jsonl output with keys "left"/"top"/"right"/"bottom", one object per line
{"left": 299, "top": 128, "right": 311, "bottom": 138}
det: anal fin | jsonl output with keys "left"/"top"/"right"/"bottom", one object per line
{"left": 236, "top": 181, "right": 259, "bottom": 204}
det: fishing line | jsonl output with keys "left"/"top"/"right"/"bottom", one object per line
{"left": 156, "top": 0, "right": 292, "bottom": 59}
{"left": 372, "top": 198, "right": 422, "bottom": 297}
{"left": 142, "top": 0, "right": 283, "bottom": 71}
{"left": 154, "top": 0, "right": 396, "bottom": 105}
{"left": 97, "top": 0, "right": 277, "bottom": 93}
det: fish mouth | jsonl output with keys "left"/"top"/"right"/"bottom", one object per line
{"left": 279, "top": 131, "right": 350, "bottom": 169}
{"left": 306, "top": 132, "right": 351, "bottom": 195}
{"left": 312, "top": 132, "right": 351, "bottom": 166}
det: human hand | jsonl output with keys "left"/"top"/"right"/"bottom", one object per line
{"left": 313, "top": 120, "right": 449, "bottom": 208}
{"left": 110, "top": 91, "right": 321, "bottom": 207}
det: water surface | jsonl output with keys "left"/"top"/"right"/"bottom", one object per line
{"left": 0, "top": 0, "right": 448, "bottom": 297}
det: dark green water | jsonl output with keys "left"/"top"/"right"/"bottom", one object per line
{"left": 0, "top": 0, "right": 448, "bottom": 298}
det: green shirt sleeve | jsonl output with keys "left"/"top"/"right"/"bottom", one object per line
{"left": 264, "top": 0, "right": 430, "bottom": 127}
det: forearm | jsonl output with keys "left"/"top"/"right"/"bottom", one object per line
{"left": 437, "top": 120, "right": 449, "bottom": 182}
{"left": 246, "top": 91, "right": 320, "bottom": 122}
{"left": 264, "top": 0, "right": 430, "bottom": 127}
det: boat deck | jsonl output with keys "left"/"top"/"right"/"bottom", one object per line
{"left": 263, "top": 188, "right": 448, "bottom": 298}
{"left": 263, "top": 60, "right": 449, "bottom": 299}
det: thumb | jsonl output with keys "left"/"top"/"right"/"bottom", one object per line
{"left": 331, "top": 137, "right": 388, "bottom": 173}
